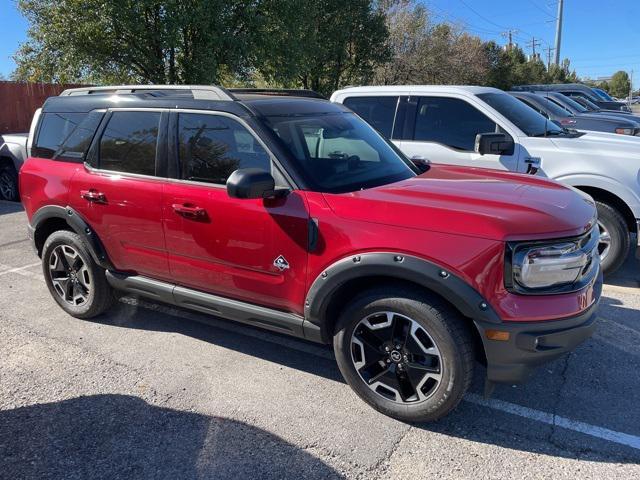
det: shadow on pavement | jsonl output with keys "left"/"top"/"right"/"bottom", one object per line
{"left": 0, "top": 200, "right": 23, "bottom": 216}
{"left": 0, "top": 394, "right": 344, "bottom": 479}
{"left": 84, "top": 296, "right": 640, "bottom": 464}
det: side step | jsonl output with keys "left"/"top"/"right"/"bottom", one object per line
{"left": 106, "top": 271, "right": 322, "bottom": 342}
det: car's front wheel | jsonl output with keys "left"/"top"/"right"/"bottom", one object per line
{"left": 333, "top": 286, "right": 474, "bottom": 422}
{"left": 42, "top": 230, "right": 114, "bottom": 319}
{"left": 596, "top": 201, "right": 629, "bottom": 277}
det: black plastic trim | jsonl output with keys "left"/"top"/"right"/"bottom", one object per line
{"left": 474, "top": 273, "right": 601, "bottom": 384}
{"left": 305, "top": 252, "right": 501, "bottom": 341}
{"left": 105, "top": 272, "right": 322, "bottom": 342}
{"left": 30, "top": 205, "right": 114, "bottom": 270}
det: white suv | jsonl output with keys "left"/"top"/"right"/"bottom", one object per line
{"left": 331, "top": 86, "right": 640, "bottom": 276}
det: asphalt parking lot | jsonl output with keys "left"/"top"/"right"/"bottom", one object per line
{"left": 1, "top": 200, "right": 639, "bottom": 479}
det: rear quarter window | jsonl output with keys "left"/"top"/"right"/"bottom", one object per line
{"left": 33, "top": 112, "right": 90, "bottom": 160}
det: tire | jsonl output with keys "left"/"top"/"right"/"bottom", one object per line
{"left": 333, "top": 286, "right": 474, "bottom": 422}
{"left": 42, "top": 230, "right": 115, "bottom": 319}
{"left": 596, "top": 201, "right": 629, "bottom": 277}
{"left": 0, "top": 163, "right": 19, "bottom": 202}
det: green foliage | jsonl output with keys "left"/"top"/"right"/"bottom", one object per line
{"left": 9, "top": 0, "right": 606, "bottom": 95}
{"left": 609, "top": 71, "right": 631, "bottom": 98}
{"left": 255, "top": 0, "right": 389, "bottom": 96}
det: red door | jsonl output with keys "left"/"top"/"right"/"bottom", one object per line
{"left": 163, "top": 183, "right": 309, "bottom": 314}
{"left": 162, "top": 111, "right": 309, "bottom": 313}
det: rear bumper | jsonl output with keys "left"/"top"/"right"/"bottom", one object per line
{"left": 475, "top": 272, "right": 602, "bottom": 384}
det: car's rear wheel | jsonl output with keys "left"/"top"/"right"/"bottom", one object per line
{"left": 333, "top": 286, "right": 474, "bottom": 422}
{"left": 596, "top": 201, "right": 629, "bottom": 277}
{"left": 0, "top": 163, "right": 19, "bottom": 202}
{"left": 42, "top": 230, "right": 114, "bottom": 319}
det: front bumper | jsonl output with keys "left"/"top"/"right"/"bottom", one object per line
{"left": 474, "top": 271, "right": 602, "bottom": 384}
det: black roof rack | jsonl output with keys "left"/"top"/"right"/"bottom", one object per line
{"left": 228, "top": 88, "right": 325, "bottom": 99}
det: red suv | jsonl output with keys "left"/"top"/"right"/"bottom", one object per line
{"left": 20, "top": 85, "right": 602, "bottom": 422}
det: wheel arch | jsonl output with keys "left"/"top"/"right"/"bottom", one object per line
{"left": 303, "top": 252, "right": 501, "bottom": 345}
{"left": 575, "top": 186, "right": 637, "bottom": 234}
{"left": 31, "top": 205, "right": 113, "bottom": 270}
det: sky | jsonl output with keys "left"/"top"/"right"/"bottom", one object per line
{"left": 0, "top": 0, "right": 638, "bottom": 88}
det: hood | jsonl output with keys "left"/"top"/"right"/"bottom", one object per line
{"left": 576, "top": 113, "right": 640, "bottom": 127}
{"left": 553, "top": 131, "right": 640, "bottom": 151}
{"left": 323, "top": 165, "right": 596, "bottom": 242}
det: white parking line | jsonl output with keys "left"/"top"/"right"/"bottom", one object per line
{"left": 465, "top": 393, "right": 640, "bottom": 451}
{"left": 0, "top": 262, "right": 41, "bottom": 277}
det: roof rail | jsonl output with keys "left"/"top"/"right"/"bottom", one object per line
{"left": 59, "top": 85, "right": 235, "bottom": 101}
{"left": 228, "top": 88, "right": 325, "bottom": 99}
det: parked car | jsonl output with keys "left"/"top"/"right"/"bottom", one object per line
{"left": 331, "top": 85, "right": 640, "bottom": 276}
{"left": 512, "top": 84, "right": 632, "bottom": 112}
{"left": 569, "top": 94, "right": 640, "bottom": 120}
{"left": 508, "top": 91, "right": 640, "bottom": 136}
{"left": 20, "top": 85, "right": 602, "bottom": 422}
{"left": 0, "top": 132, "right": 28, "bottom": 201}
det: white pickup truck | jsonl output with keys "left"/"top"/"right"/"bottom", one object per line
{"left": 331, "top": 85, "right": 640, "bottom": 276}
{"left": 0, "top": 132, "right": 28, "bottom": 201}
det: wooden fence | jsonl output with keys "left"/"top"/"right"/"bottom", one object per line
{"left": 0, "top": 82, "right": 84, "bottom": 134}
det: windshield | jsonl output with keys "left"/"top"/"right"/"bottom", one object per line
{"left": 538, "top": 96, "right": 575, "bottom": 117}
{"left": 264, "top": 112, "right": 416, "bottom": 193}
{"left": 552, "top": 94, "right": 588, "bottom": 113}
{"left": 593, "top": 88, "right": 614, "bottom": 101}
{"left": 574, "top": 96, "right": 600, "bottom": 111}
{"left": 478, "top": 92, "right": 564, "bottom": 137}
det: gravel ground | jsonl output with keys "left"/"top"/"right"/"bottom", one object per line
{"left": 1, "top": 200, "right": 639, "bottom": 479}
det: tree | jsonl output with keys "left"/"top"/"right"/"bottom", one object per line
{"left": 374, "top": 1, "right": 488, "bottom": 86}
{"left": 256, "top": 0, "right": 389, "bottom": 96}
{"left": 609, "top": 70, "right": 631, "bottom": 98}
{"left": 13, "top": 0, "right": 262, "bottom": 84}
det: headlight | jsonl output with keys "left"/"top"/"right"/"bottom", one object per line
{"left": 506, "top": 228, "right": 599, "bottom": 294}
{"left": 615, "top": 127, "right": 635, "bottom": 135}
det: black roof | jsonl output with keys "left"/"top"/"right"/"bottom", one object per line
{"left": 40, "top": 89, "right": 347, "bottom": 117}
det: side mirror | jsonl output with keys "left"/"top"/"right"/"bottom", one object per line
{"left": 474, "top": 133, "right": 515, "bottom": 156}
{"left": 227, "top": 168, "right": 280, "bottom": 199}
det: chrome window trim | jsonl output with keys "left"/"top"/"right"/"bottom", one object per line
{"left": 83, "top": 107, "right": 295, "bottom": 191}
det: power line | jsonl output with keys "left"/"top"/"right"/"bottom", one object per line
{"left": 525, "top": 0, "right": 556, "bottom": 18}
{"left": 526, "top": 37, "right": 542, "bottom": 57}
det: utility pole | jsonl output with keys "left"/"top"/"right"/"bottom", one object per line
{"left": 544, "top": 46, "right": 555, "bottom": 70}
{"left": 501, "top": 29, "right": 518, "bottom": 51}
{"left": 526, "top": 37, "right": 542, "bottom": 59}
{"left": 554, "top": 0, "right": 564, "bottom": 65}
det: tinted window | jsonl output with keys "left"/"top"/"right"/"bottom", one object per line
{"left": 264, "top": 111, "right": 415, "bottom": 193}
{"left": 34, "top": 113, "right": 87, "bottom": 159}
{"left": 343, "top": 96, "right": 398, "bottom": 138}
{"left": 99, "top": 111, "right": 160, "bottom": 176}
{"left": 54, "top": 112, "right": 104, "bottom": 162}
{"left": 413, "top": 97, "right": 496, "bottom": 150}
{"left": 478, "top": 92, "right": 563, "bottom": 137}
{"left": 178, "top": 113, "right": 270, "bottom": 185}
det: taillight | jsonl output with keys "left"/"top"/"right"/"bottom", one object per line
{"left": 560, "top": 119, "right": 577, "bottom": 126}
{"left": 615, "top": 127, "right": 634, "bottom": 135}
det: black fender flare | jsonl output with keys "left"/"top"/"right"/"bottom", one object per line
{"left": 30, "top": 205, "right": 113, "bottom": 270}
{"left": 303, "top": 252, "right": 501, "bottom": 341}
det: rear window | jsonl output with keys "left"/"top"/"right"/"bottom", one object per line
{"left": 343, "top": 96, "right": 398, "bottom": 138}
{"left": 33, "top": 113, "right": 87, "bottom": 160}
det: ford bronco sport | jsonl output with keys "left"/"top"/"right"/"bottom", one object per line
{"left": 20, "top": 85, "right": 602, "bottom": 422}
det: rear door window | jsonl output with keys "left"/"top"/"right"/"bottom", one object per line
{"left": 412, "top": 97, "right": 496, "bottom": 151}
{"left": 343, "top": 96, "right": 399, "bottom": 138}
{"left": 177, "top": 113, "right": 270, "bottom": 185}
{"left": 98, "top": 111, "right": 160, "bottom": 176}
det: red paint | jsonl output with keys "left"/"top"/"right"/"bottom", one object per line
{"left": 21, "top": 159, "right": 598, "bottom": 323}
